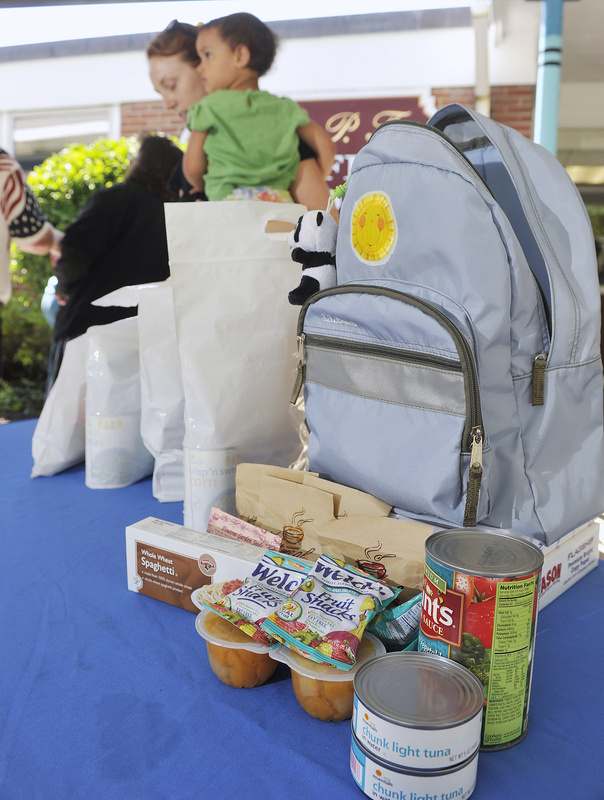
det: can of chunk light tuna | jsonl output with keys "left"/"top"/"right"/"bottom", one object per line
{"left": 350, "top": 732, "right": 479, "bottom": 800}
{"left": 418, "top": 529, "right": 544, "bottom": 750}
{"left": 352, "top": 652, "right": 484, "bottom": 771}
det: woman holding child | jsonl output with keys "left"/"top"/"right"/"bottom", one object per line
{"left": 147, "top": 15, "right": 335, "bottom": 210}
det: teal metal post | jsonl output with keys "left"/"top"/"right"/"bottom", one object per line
{"left": 533, "top": 0, "right": 564, "bottom": 155}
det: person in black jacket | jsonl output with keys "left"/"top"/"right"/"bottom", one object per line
{"left": 47, "top": 133, "right": 183, "bottom": 390}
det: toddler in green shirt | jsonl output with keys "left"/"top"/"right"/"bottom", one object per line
{"left": 183, "top": 12, "right": 335, "bottom": 203}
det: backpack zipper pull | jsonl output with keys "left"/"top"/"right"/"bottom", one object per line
{"left": 463, "top": 426, "right": 483, "bottom": 527}
{"left": 291, "top": 333, "right": 306, "bottom": 404}
{"left": 532, "top": 353, "right": 547, "bottom": 406}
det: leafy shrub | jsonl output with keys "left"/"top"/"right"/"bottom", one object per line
{"left": 1, "top": 137, "right": 138, "bottom": 417}
{"left": 586, "top": 205, "right": 604, "bottom": 239}
{"left": 28, "top": 137, "right": 139, "bottom": 233}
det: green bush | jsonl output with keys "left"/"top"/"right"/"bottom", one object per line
{"left": 28, "top": 137, "right": 139, "bottom": 232}
{"left": 586, "top": 205, "right": 604, "bottom": 239}
{"left": 1, "top": 137, "right": 139, "bottom": 418}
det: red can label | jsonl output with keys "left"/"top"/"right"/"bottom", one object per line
{"left": 419, "top": 557, "right": 540, "bottom": 749}
{"left": 420, "top": 567, "right": 464, "bottom": 647}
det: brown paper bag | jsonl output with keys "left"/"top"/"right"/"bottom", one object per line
{"left": 236, "top": 462, "right": 391, "bottom": 537}
{"left": 235, "top": 463, "right": 431, "bottom": 588}
{"left": 257, "top": 475, "right": 335, "bottom": 537}
{"left": 317, "top": 515, "right": 432, "bottom": 591}
{"left": 236, "top": 463, "right": 308, "bottom": 519}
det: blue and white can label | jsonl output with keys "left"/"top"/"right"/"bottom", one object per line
{"left": 350, "top": 734, "right": 478, "bottom": 800}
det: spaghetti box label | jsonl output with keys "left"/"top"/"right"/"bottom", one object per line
{"left": 125, "top": 517, "right": 264, "bottom": 612}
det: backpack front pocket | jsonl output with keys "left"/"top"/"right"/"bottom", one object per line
{"left": 295, "top": 286, "right": 489, "bottom": 528}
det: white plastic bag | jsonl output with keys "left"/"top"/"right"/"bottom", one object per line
{"left": 31, "top": 334, "right": 87, "bottom": 478}
{"left": 93, "top": 281, "right": 185, "bottom": 502}
{"left": 85, "top": 316, "right": 153, "bottom": 489}
{"left": 165, "top": 201, "right": 306, "bottom": 530}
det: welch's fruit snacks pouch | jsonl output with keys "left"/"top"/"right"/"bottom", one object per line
{"left": 203, "top": 550, "right": 311, "bottom": 647}
{"left": 262, "top": 554, "right": 399, "bottom": 670}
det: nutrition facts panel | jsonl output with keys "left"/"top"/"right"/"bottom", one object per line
{"left": 483, "top": 576, "right": 538, "bottom": 746}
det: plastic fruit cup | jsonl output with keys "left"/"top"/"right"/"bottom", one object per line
{"left": 195, "top": 608, "right": 277, "bottom": 689}
{"left": 270, "top": 632, "right": 386, "bottom": 722}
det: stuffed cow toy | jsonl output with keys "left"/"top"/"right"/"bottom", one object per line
{"left": 288, "top": 210, "right": 338, "bottom": 305}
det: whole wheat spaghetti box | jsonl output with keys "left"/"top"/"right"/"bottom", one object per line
{"left": 126, "top": 517, "right": 264, "bottom": 613}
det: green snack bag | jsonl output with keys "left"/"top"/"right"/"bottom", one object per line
{"left": 368, "top": 593, "right": 422, "bottom": 651}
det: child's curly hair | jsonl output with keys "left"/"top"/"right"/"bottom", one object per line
{"left": 202, "top": 12, "right": 278, "bottom": 77}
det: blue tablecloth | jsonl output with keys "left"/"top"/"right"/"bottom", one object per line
{"left": 1, "top": 419, "right": 602, "bottom": 800}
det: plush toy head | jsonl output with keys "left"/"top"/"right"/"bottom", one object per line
{"left": 288, "top": 210, "right": 338, "bottom": 305}
{"left": 288, "top": 210, "right": 338, "bottom": 267}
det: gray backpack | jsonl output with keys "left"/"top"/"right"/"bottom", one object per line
{"left": 293, "top": 103, "right": 604, "bottom": 546}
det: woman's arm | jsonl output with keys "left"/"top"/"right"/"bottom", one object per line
{"left": 182, "top": 130, "right": 208, "bottom": 194}
{"left": 19, "top": 225, "right": 63, "bottom": 257}
{"left": 297, "top": 121, "right": 336, "bottom": 180}
{"left": 291, "top": 158, "right": 331, "bottom": 214}
{"left": 6, "top": 163, "right": 64, "bottom": 256}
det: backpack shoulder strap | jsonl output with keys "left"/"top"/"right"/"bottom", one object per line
{"left": 429, "top": 103, "right": 600, "bottom": 365}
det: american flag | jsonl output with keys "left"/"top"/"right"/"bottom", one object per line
{"left": 1, "top": 149, "right": 46, "bottom": 238}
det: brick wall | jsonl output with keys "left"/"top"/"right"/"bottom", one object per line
{"left": 489, "top": 86, "right": 535, "bottom": 139}
{"left": 432, "top": 85, "right": 535, "bottom": 139}
{"left": 121, "top": 100, "right": 184, "bottom": 138}
{"left": 121, "top": 84, "right": 536, "bottom": 141}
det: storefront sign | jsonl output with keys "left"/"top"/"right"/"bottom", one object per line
{"left": 299, "top": 96, "right": 429, "bottom": 185}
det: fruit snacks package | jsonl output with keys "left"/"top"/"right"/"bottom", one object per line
{"left": 202, "top": 550, "right": 311, "bottom": 647}
{"left": 367, "top": 593, "right": 422, "bottom": 651}
{"left": 261, "top": 554, "right": 399, "bottom": 670}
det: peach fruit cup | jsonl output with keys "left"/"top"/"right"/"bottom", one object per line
{"left": 269, "top": 632, "right": 385, "bottom": 721}
{"left": 195, "top": 608, "right": 277, "bottom": 689}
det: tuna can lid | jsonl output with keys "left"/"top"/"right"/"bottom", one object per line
{"left": 354, "top": 652, "right": 484, "bottom": 730}
{"left": 425, "top": 529, "right": 544, "bottom": 577}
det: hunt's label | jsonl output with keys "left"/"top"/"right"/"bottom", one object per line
{"left": 419, "top": 553, "right": 540, "bottom": 749}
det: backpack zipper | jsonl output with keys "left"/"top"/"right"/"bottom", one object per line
{"left": 293, "top": 284, "right": 485, "bottom": 526}
{"left": 302, "top": 334, "right": 463, "bottom": 372}
{"left": 531, "top": 352, "right": 547, "bottom": 405}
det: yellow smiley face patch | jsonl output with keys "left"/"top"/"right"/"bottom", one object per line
{"left": 350, "top": 191, "right": 397, "bottom": 265}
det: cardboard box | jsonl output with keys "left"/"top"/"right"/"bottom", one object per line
{"left": 527, "top": 519, "right": 601, "bottom": 610}
{"left": 126, "top": 517, "right": 264, "bottom": 612}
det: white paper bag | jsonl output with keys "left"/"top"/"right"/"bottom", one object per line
{"left": 94, "top": 281, "right": 185, "bottom": 502}
{"left": 31, "top": 334, "right": 87, "bottom": 478}
{"left": 138, "top": 281, "right": 185, "bottom": 502}
{"left": 85, "top": 316, "right": 153, "bottom": 489}
{"left": 165, "top": 201, "right": 306, "bottom": 530}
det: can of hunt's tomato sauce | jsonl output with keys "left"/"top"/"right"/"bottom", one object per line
{"left": 418, "top": 529, "right": 544, "bottom": 750}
